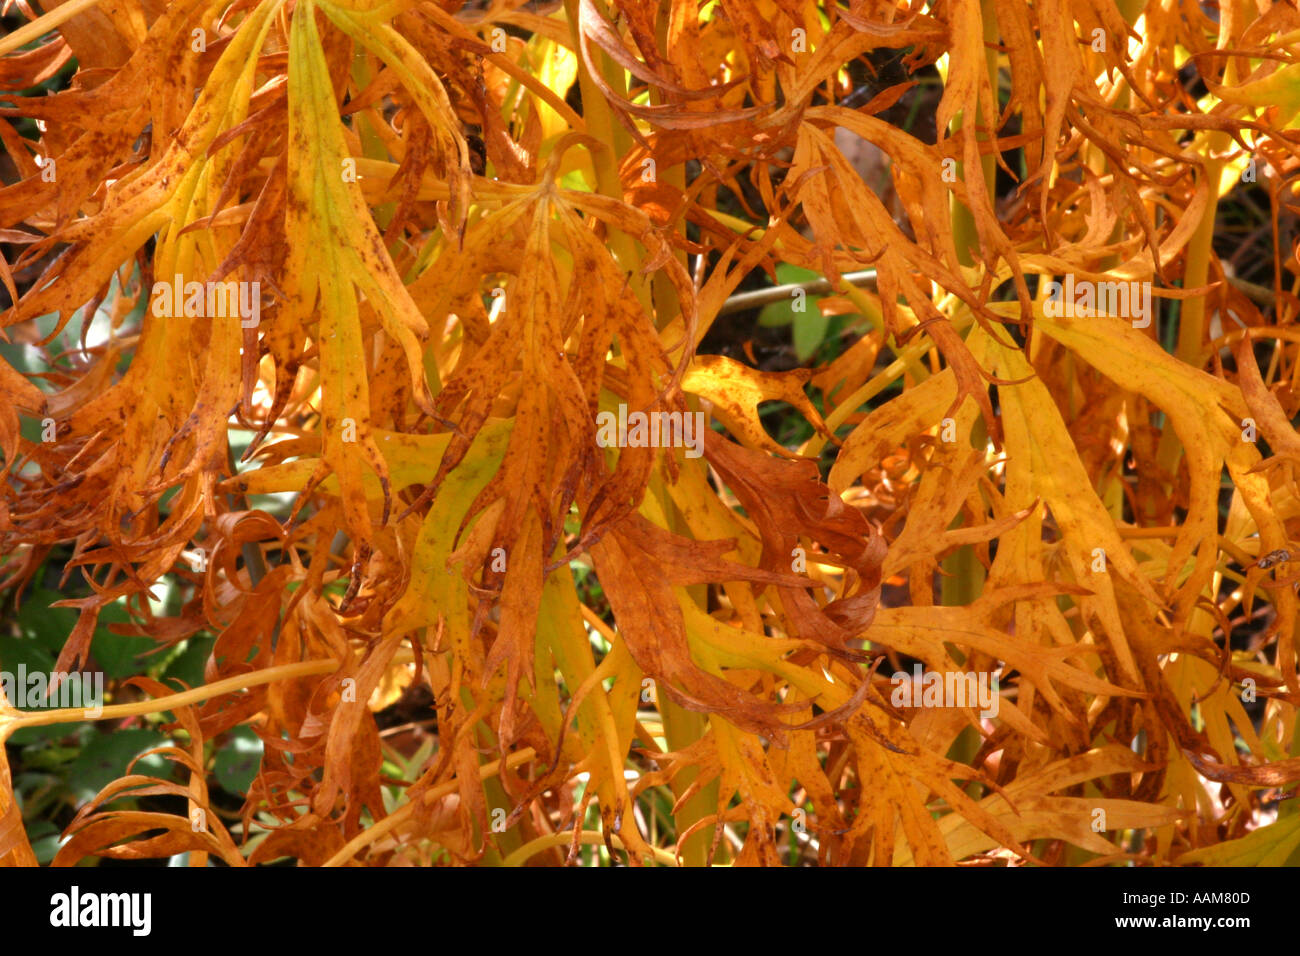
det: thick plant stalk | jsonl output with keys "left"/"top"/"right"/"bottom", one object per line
{"left": 563, "top": 0, "right": 651, "bottom": 319}
{"left": 938, "top": 0, "right": 997, "bottom": 618}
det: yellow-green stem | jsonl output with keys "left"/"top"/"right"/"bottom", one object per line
{"left": 658, "top": 700, "right": 713, "bottom": 866}
{"left": 944, "top": 1, "right": 1000, "bottom": 269}
{"left": 5, "top": 659, "right": 338, "bottom": 736}
{"left": 938, "top": 2, "right": 997, "bottom": 612}
{"left": 321, "top": 747, "right": 538, "bottom": 866}
{"left": 0, "top": 0, "right": 108, "bottom": 57}
{"left": 657, "top": 464, "right": 721, "bottom": 867}
{"left": 501, "top": 829, "right": 680, "bottom": 867}
{"left": 563, "top": 0, "right": 652, "bottom": 321}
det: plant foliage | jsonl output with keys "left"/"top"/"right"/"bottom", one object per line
{"left": 1, "top": 0, "right": 1299, "bottom": 866}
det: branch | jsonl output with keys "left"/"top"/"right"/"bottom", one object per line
{"left": 717, "top": 269, "right": 879, "bottom": 316}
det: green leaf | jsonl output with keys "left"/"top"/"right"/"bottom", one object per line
{"left": 214, "top": 726, "right": 264, "bottom": 796}
{"left": 793, "top": 310, "right": 831, "bottom": 362}
{"left": 1177, "top": 814, "right": 1300, "bottom": 866}
{"left": 0, "top": 633, "right": 56, "bottom": 681}
{"left": 89, "top": 601, "right": 155, "bottom": 680}
{"left": 161, "top": 636, "right": 216, "bottom": 690}
{"left": 26, "top": 821, "right": 63, "bottom": 865}
{"left": 757, "top": 263, "right": 821, "bottom": 328}
{"left": 67, "top": 729, "right": 170, "bottom": 805}
{"left": 8, "top": 723, "right": 78, "bottom": 746}
{"left": 15, "top": 588, "right": 78, "bottom": 654}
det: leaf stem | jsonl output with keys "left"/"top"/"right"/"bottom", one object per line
{"left": 0, "top": 0, "right": 105, "bottom": 57}
{"left": 717, "top": 270, "right": 879, "bottom": 315}
{"left": 500, "top": 829, "right": 678, "bottom": 867}
{"left": 6, "top": 659, "right": 339, "bottom": 735}
{"left": 320, "top": 747, "right": 538, "bottom": 866}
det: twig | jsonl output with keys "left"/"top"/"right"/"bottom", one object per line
{"left": 717, "top": 269, "right": 879, "bottom": 316}
{"left": 715, "top": 271, "right": 1274, "bottom": 317}
{"left": 1226, "top": 275, "right": 1277, "bottom": 308}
